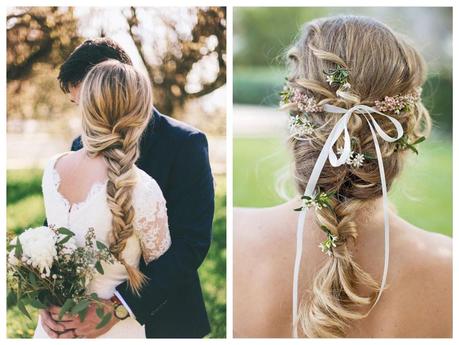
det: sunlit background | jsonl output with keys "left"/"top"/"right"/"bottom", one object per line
{"left": 233, "top": 7, "right": 452, "bottom": 237}
{"left": 7, "top": 6, "right": 226, "bottom": 338}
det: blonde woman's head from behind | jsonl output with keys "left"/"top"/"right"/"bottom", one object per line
{"left": 286, "top": 16, "right": 431, "bottom": 337}
{"left": 79, "top": 59, "right": 153, "bottom": 294}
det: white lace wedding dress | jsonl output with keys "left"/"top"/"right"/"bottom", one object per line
{"left": 33, "top": 152, "right": 171, "bottom": 338}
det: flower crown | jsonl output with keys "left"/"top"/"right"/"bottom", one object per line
{"left": 280, "top": 64, "right": 424, "bottom": 171}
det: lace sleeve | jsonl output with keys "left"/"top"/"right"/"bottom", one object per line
{"left": 134, "top": 174, "right": 171, "bottom": 264}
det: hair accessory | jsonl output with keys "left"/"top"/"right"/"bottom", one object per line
{"left": 290, "top": 101, "right": 404, "bottom": 337}
{"left": 337, "top": 146, "right": 365, "bottom": 168}
{"left": 395, "top": 134, "right": 426, "bottom": 154}
{"left": 289, "top": 114, "right": 315, "bottom": 137}
{"left": 318, "top": 226, "right": 338, "bottom": 256}
{"left": 374, "top": 89, "right": 421, "bottom": 114}
{"left": 324, "top": 64, "right": 351, "bottom": 90}
{"left": 294, "top": 188, "right": 334, "bottom": 212}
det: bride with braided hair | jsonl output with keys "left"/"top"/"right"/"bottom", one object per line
{"left": 34, "top": 59, "right": 171, "bottom": 338}
{"left": 234, "top": 15, "right": 451, "bottom": 338}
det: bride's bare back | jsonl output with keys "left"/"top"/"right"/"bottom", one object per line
{"left": 233, "top": 200, "right": 452, "bottom": 338}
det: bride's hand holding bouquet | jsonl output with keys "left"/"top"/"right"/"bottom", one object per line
{"left": 7, "top": 226, "right": 116, "bottom": 336}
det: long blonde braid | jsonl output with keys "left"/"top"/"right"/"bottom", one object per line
{"left": 79, "top": 59, "right": 153, "bottom": 294}
{"left": 287, "top": 16, "right": 431, "bottom": 337}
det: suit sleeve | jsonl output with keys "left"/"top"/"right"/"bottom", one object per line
{"left": 115, "top": 132, "right": 215, "bottom": 324}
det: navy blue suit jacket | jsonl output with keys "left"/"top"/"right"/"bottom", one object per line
{"left": 70, "top": 110, "right": 214, "bottom": 338}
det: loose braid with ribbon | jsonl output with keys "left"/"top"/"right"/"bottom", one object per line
{"left": 285, "top": 16, "right": 431, "bottom": 337}
{"left": 79, "top": 59, "right": 153, "bottom": 295}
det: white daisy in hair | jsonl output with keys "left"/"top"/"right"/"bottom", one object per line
{"left": 351, "top": 153, "right": 365, "bottom": 168}
{"left": 289, "top": 114, "right": 314, "bottom": 137}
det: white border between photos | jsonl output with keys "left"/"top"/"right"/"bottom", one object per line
{"left": 1, "top": 0, "right": 457, "bottom": 344}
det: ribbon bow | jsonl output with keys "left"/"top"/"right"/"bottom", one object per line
{"left": 292, "top": 104, "right": 404, "bottom": 337}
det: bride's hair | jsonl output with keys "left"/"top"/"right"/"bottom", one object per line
{"left": 286, "top": 16, "right": 431, "bottom": 337}
{"left": 79, "top": 59, "right": 153, "bottom": 294}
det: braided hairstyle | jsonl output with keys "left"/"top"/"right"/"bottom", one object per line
{"left": 286, "top": 16, "right": 431, "bottom": 337}
{"left": 79, "top": 59, "right": 153, "bottom": 294}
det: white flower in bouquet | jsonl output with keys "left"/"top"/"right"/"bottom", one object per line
{"left": 17, "top": 226, "right": 57, "bottom": 276}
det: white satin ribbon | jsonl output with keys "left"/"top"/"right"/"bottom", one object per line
{"left": 292, "top": 104, "right": 403, "bottom": 337}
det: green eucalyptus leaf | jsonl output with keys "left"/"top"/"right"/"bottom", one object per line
{"left": 96, "top": 312, "right": 112, "bottom": 329}
{"left": 17, "top": 298, "right": 31, "bottom": 320}
{"left": 14, "top": 237, "right": 23, "bottom": 259}
{"left": 96, "top": 241, "right": 108, "bottom": 251}
{"left": 58, "top": 299, "right": 76, "bottom": 320}
{"left": 28, "top": 271, "right": 38, "bottom": 288}
{"left": 57, "top": 227, "right": 75, "bottom": 237}
{"left": 78, "top": 307, "right": 89, "bottom": 322}
{"left": 95, "top": 261, "right": 104, "bottom": 275}
{"left": 7, "top": 291, "right": 17, "bottom": 308}
{"left": 96, "top": 306, "right": 105, "bottom": 319}
{"left": 30, "top": 297, "right": 47, "bottom": 309}
{"left": 58, "top": 235, "right": 72, "bottom": 245}
{"left": 71, "top": 299, "right": 90, "bottom": 314}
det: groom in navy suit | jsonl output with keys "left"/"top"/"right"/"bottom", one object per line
{"left": 41, "top": 38, "right": 214, "bottom": 338}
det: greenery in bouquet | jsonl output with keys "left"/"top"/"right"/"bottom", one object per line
{"left": 7, "top": 226, "right": 116, "bottom": 329}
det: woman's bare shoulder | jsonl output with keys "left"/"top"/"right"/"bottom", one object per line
{"left": 234, "top": 205, "right": 297, "bottom": 255}
{"left": 392, "top": 220, "right": 452, "bottom": 337}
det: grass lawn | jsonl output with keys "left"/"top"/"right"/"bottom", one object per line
{"left": 234, "top": 137, "right": 452, "bottom": 237}
{"left": 6, "top": 171, "right": 226, "bottom": 338}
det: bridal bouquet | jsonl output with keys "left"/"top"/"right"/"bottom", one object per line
{"left": 7, "top": 226, "right": 115, "bottom": 328}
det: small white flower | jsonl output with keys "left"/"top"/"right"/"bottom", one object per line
{"left": 337, "top": 146, "right": 344, "bottom": 155}
{"left": 313, "top": 200, "right": 322, "bottom": 210}
{"left": 346, "top": 152, "right": 355, "bottom": 165}
{"left": 52, "top": 274, "right": 57, "bottom": 279}
{"left": 319, "top": 243, "right": 332, "bottom": 256}
{"left": 331, "top": 235, "right": 338, "bottom": 247}
{"left": 341, "top": 82, "right": 351, "bottom": 90}
{"left": 326, "top": 75, "right": 334, "bottom": 85}
{"left": 351, "top": 153, "right": 365, "bottom": 168}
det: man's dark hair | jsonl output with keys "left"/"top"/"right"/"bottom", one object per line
{"left": 57, "top": 37, "right": 133, "bottom": 93}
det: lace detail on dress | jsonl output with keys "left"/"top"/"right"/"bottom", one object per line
{"left": 51, "top": 166, "right": 107, "bottom": 213}
{"left": 134, "top": 169, "right": 171, "bottom": 264}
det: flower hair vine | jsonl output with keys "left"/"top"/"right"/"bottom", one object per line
{"left": 294, "top": 188, "right": 334, "bottom": 212}
{"left": 318, "top": 226, "right": 338, "bottom": 256}
{"left": 289, "top": 63, "right": 425, "bottom": 335}
{"left": 294, "top": 188, "right": 340, "bottom": 256}
{"left": 280, "top": 65, "right": 422, "bottom": 146}
{"left": 323, "top": 64, "right": 351, "bottom": 92}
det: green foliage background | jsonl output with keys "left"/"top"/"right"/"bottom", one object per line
{"left": 6, "top": 171, "right": 226, "bottom": 338}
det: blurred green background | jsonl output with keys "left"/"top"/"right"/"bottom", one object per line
{"left": 7, "top": 172, "right": 226, "bottom": 338}
{"left": 233, "top": 7, "right": 452, "bottom": 237}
